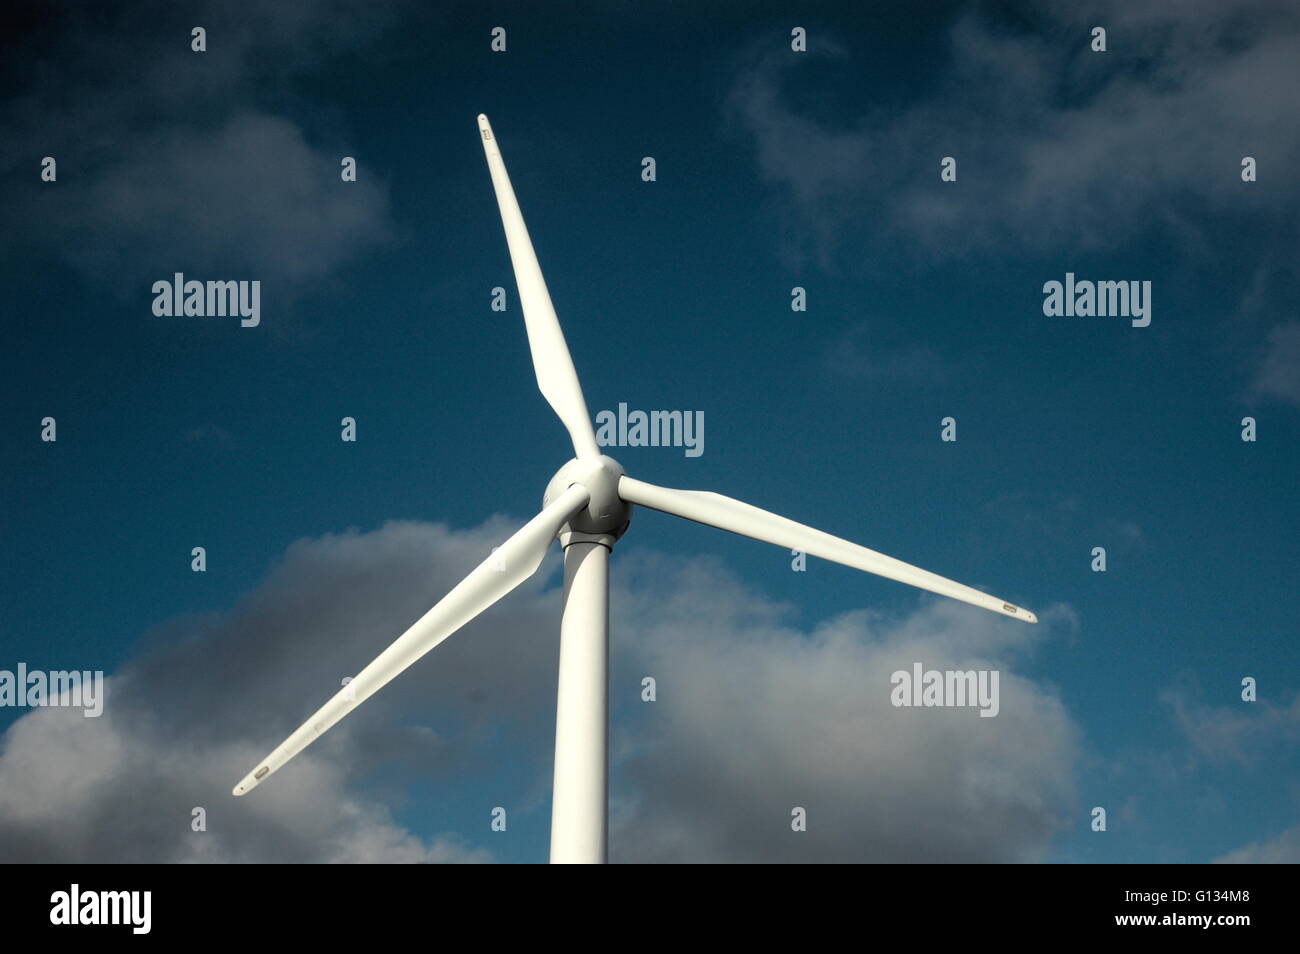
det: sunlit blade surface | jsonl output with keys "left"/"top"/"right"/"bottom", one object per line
{"left": 478, "top": 113, "right": 600, "bottom": 459}
{"left": 233, "top": 483, "right": 592, "bottom": 796}
{"left": 618, "top": 476, "right": 1037, "bottom": 623}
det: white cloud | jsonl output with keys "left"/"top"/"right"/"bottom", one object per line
{"left": 823, "top": 322, "right": 954, "bottom": 385}
{"left": 1215, "top": 824, "right": 1300, "bottom": 863}
{"left": 1162, "top": 684, "right": 1300, "bottom": 765}
{"left": 0, "top": 701, "right": 486, "bottom": 863}
{"left": 0, "top": 518, "right": 1083, "bottom": 863}
{"left": 609, "top": 553, "right": 1079, "bottom": 862}
{"left": 1251, "top": 323, "right": 1300, "bottom": 406}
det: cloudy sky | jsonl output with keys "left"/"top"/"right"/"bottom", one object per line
{"left": 1, "top": 0, "right": 1296, "bottom": 863}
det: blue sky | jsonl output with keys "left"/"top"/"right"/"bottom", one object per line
{"left": 1, "top": 0, "right": 1297, "bottom": 862}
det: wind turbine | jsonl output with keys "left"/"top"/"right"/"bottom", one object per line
{"left": 232, "top": 114, "right": 1037, "bottom": 863}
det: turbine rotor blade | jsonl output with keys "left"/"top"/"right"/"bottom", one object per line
{"left": 618, "top": 476, "right": 1037, "bottom": 623}
{"left": 478, "top": 113, "right": 600, "bottom": 459}
{"left": 233, "top": 483, "right": 592, "bottom": 796}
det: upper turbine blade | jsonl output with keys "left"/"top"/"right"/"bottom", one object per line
{"left": 478, "top": 113, "right": 600, "bottom": 459}
{"left": 233, "top": 483, "right": 592, "bottom": 796}
{"left": 618, "top": 476, "right": 1037, "bottom": 623}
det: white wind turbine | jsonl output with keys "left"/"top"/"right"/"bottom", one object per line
{"left": 232, "top": 114, "right": 1037, "bottom": 863}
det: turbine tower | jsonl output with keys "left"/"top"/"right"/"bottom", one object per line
{"left": 232, "top": 114, "right": 1037, "bottom": 864}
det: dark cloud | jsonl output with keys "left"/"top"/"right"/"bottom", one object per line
{"left": 50, "top": 112, "right": 391, "bottom": 289}
{"left": 2, "top": 0, "right": 398, "bottom": 295}
{"left": 0, "top": 515, "right": 561, "bottom": 862}
{"left": 727, "top": 0, "right": 1300, "bottom": 266}
{"left": 728, "top": 0, "right": 1300, "bottom": 427}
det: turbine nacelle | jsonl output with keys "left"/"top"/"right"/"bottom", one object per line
{"left": 544, "top": 455, "right": 631, "bottom": 544}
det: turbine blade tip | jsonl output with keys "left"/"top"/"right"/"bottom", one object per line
{"left": 234, "top": 764, "right": 272, "bottom": 796}
{"left": 1001, "top": 601, "right": 1037, "bottom": 623}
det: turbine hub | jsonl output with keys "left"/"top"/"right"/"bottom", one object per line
{"left": 544, "top": 455, "right": 631, "bottom": 544}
